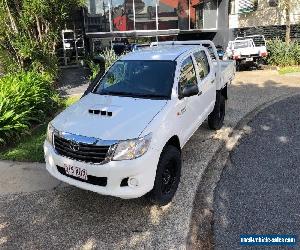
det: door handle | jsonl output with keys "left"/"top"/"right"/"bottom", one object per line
{"left": 198, "top": 91, "right": 202, "bottom": 96}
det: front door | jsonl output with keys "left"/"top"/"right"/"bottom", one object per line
{"left": 193, "top": 49, "right": 216, "bottom": 122}
{"left": 176, "top": 56, "right": 201, "bottom": 144}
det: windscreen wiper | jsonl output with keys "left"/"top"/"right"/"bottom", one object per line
{"left": 100, "top": 91, "right": 132, "bottom": 96}
{"left": 100, "top": 91, "right": 168, "bottom": 99}
{"left": 132, "top": 93, "right": 168, "bottom": 99}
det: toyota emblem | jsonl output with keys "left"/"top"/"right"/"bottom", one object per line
{"left": 69, "top": 140, "right": 80, "bottom": 151}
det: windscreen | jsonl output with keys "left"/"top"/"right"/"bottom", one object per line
{"left": 233, "top": 41, "right": 250, "bottom": 49}
{"left": 236, "top": 36, "right": 266, "bottom": 47}
{"left": 93, "top": 60, "right": 176, "bottom": 99}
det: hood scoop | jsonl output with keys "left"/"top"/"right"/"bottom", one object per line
{"left": 89, "top": 109, "right": 113, "bottom": 117}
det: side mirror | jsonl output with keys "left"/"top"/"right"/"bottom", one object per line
{"left": 181, "top": 84, "right": 199, "bottom": 98}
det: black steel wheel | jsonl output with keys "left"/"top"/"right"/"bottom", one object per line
{"left": 208, "top": 92, "right": 225, "bottom": 130}
{"left": 147, "top": 145, "right": 181, "bottom": 206}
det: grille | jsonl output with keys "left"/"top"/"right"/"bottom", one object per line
{"left": 54, "top": 135, "right": 110, "bottom": 164}
{"left": 57, "top": 165, "right": 107, "bottom": 186}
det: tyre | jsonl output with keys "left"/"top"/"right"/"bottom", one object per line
{"left": 256, "top": 58, "right": 264, "bottom": 70}
{"left": 208, "top": 92, "right": 225, "bottom": 130}
{"left": 148, "top": 145, "right": 181, "bottom": 206}
{"left": 236, "top": 61, "right": 241, "bottom": 71}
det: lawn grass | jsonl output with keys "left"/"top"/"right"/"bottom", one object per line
{"left": 0, "top": 95, "right": 81, "bottom": 162}
{"left": 63, "top": 95, "right": 81, "bottom": 108}
{"left": 0, "top": 124, "right": 47, "bottom": 162}
{"left": 278, "top": 66, "right": 300, "bottom": 75}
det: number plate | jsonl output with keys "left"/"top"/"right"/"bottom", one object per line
{"left": 64, "top": 164, "right": 88, "bottom": 180}
{"left": 246, "top": 57, "right": 253, "bottom": 61}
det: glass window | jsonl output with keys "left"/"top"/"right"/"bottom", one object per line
{"left": 195, "top": 1, "right": 221, "bottom": 30}
{"left": 85, "top": 0, "right": 110, "bottom": 32}
{"left": 178, "top": 0, "right": 189, "bottom": 29}
{"left": 194, "top": 50, "right": 210, "bottom": 80}
{"left": 203, "top": 0, "right": 217, "bottom": 29}
{"left": 94, "top": 60, "right": 176, "bottom": 99}
{"left": 111, "top": 0, "right": 134, "bottom": 31}
{"left": 195, "top": 3, "right": 203, "bottom": 29}
{"left": 190, "top": 0, "right": 197, "bottom": 29}
{"left": 233, "top": 40, "right": 251, "bottom": 49}
{"left": 178, "top": 56, "right": 197, "bottom": 94}
{"left": 158, "top": 0, "right": 178, "bottom": 30}
{"left": 135, "top": 0, "right": 157, "bottom": 30}
{"left": 228, "top": 0, "right": 236, "bottom": 14}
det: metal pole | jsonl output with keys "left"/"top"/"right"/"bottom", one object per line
{"left": 156, "top": 0, "right": 159, "bottom": 30}
{"left": 188, "top": 0, "right": 191, "bottom": 30}
{"left": 109, "top": 0, "right": 112, "bottom": 32}
{"left": 133, "top": 0, "right": 136, "bottom": 30}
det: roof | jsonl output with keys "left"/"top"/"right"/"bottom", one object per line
{"left": 121, "top": 45, "right": 198, "bottom": 61}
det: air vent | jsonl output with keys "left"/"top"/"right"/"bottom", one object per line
{"left": 89, "top": 109, "right": 112, "bottom": 117}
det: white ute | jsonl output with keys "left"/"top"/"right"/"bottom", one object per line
{"left": 225, "top": 35, "right": 268, "bottom": 70}
{"left": 44, "top": 41, "right": 235, "bottom": 205}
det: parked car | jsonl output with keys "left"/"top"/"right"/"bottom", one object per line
{"left": 225, "top": 35, "right": 268, "bottom": 70}
{"left": 44, "top": 41, "right": 235, "bottom": 205}
{"left": 128, "top": 43, "right": 150, "bottom": 52}
{"left": 207, "top": 45, "right": 225, "bottom": 60}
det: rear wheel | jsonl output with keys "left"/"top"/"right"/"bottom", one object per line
{"left": 148, "top": 145, "right": 181, "bottom": 206}
{"left": 236, "top": 61, "right": 241, "bottom": 71}
{"left": 208, "top": 92, "right": 225, "bottom": 130}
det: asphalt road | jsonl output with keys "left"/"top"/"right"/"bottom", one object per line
{"left": 213, "top": 95, "right": 300, "bottom": 249}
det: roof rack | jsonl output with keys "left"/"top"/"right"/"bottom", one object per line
{"left": 150, "top": 40, "right": 221, "bottom": 82}
{"left": 150, "top": 40, "right": 219, "bottom": 60}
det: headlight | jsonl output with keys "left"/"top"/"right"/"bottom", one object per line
{"left": 46, "top": 123, "right": 58, "bottom": 145}
{"left": 112, "top": 133, "right": 152, "bottom": 161}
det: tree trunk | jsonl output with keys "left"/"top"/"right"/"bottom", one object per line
{"left": 285, "top": 0, "right": 291, "bottom": 43}
{"left": 35, "top": 15, "right": 42, "bottom": 43}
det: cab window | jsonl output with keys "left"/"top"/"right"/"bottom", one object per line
{"left": 194, "top": 50, "right": 210, "bottom": 80}
{"left": 178, "top": 56, "right": 197, "bottom": 95}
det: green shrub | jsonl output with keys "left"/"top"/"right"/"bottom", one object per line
{"left": 267, "top": 39, "right": 300, "bottom": 67}
{"left": 86, "top": 49, "right": 122, "bottom": 81}
{"left": 0, "top": 71, "right": 60, "bottom": 144}
{"left": 86, "top": 59, "right": 101, "bottom": 81}
{"left": 0, "top": 0, "right": 84, "bottom": 75}
{"left": 101, "top": 49, "right": 121, "bottom": 69}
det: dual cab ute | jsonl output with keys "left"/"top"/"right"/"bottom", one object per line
{"left": 44, "top": 41, "right": 235, "bottom": 205}
{"left": 226, "top": 35, "right": 268, "bottom": 70}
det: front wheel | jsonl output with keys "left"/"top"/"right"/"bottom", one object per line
{"left": 208, "top": 92, "right": 225, "bottom": 130}
{"left": 147, "top": 145, "right": 181, "bottom": 206}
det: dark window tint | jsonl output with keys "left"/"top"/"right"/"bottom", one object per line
{"left": 94, "top": 60, "right": 176, "bottom": 99}
{"left": 178, "top": 56, "right": 197, "bottom": 95}
{"left": 194, "top": 50, "right": 210, "bottom": 80}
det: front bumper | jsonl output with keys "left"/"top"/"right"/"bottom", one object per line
{"left": 44, "top": 140, "right": 160, "bottom": 199}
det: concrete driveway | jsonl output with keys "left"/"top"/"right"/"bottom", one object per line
{"left": 1, "top": 70, "right": 300, "bottom": 249}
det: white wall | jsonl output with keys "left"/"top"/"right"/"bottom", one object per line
{"left": 229, "top": 0, "right": 300, "bottom": 28}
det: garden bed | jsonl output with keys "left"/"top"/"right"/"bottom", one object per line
{"left": 0, "top": 95, "right": 80, "bottom": 162}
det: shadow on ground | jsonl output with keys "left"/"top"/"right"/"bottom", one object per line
{"left": 214, "top": 95, "right": 300, "bottom": 249}
{"left": 187, "top": 71, "right": 300, "bottom": 249}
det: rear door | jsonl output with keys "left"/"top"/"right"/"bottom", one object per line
{"left": 192, "top": 49, "right": 216, "bottom": 122}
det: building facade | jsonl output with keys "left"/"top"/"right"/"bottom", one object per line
{"left": 61, "top": 0, "right": 300, "bottom": 63}
{"left": 229, "top": 0, "right": 300, "bottom": 39}
{"left": 83, "top": 0, "right": 232, "bottom": 49}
